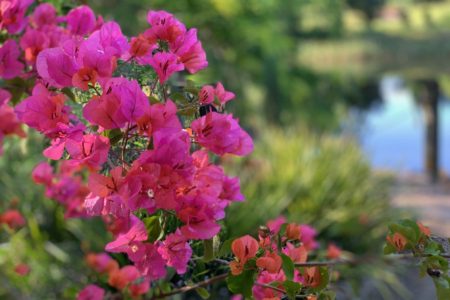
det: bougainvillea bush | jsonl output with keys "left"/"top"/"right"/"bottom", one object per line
{"left": 3, "top": 1, "right": 449, "bottom": 300}
{"left": 0, "top": 1, "right": 345, "bottom": 299}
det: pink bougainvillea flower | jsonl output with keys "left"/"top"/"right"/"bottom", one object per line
{"left": 127, "top": 130, "right": 193, "bottom": 211}
{"left": 0, "top": 39, "right": 24, "bottom": 79}
{"left": 0, "top": 88, "right": 11, "bottom": 106}
{"left": 178, "top": 206, "right": 221, "bottom": 240}
{"left": 148, "top": 52, "right": 184, "bottom": 84}
{"left": 0, "top": 0, "right": 33, "bottom": 33}
{"left": 326, "top": 243, "right": 341, "bottom": 260}
{"left": 127, "top": 34, "right": 155, "bottom": 64}
{"left": 77, "top": 284, "right": 105, "bottom": 300}
{"left": 105, "top": 215, "right": 148, "bottom": 253}
{"left": 136, "top": 100, "right": 181, "bottom": 137}
{"left": 20, "top": 28, "right": 50, "bottom": 64}
{"left": 84, "top": 166, "right": 142, "bottom": 216}
{"left": 283, "top": 243, "right": 308, "bottom": 263}
{"left": 191, "top": 112, "right": 253, "bottom": 156}
{"left": 301, "top": 267, "right": 322, "bottom": 288}
{"left": 108, "top": 265, "right": 140, "bottom": 290}
{"left": 230, "top": 235, "right": 259, "bottom": 275}
{"left": 72, "top": 67, "right": 98, "bottom": 91}
{"left": 93, "top": 21, "right": 129, "bottom": 57}
{"left": 252, "top": 271, "right": 285, "bottom": 300}
{"left": 220, "top": 176, "right": 244, "bottom": 202}
{"left": 417, "top": 221, "right": 431, "bottom": 237}
{"left": 267, "top": 216, "right": 287, "bottom": 235}
{"left": 300, "top": 224, "right": 319, "bottom": 251}
{"left": 0, "top": 209, "right": 25, "bottom": 229}
{"left": 0, "top": 100, "right": 25, "bottom": 155}
{"left": 232, "top": 235, "right": 259, "bottom": 264}
{"left": 14, "top": 263, "right": 30, "bottom": 276}
{"left": 386, "top": 232, "right": 407, "bottom": 251}
{"left": 15, "top": 84, "right": 71, "bottom": 136}
{"left": 85, "top": 252, "right": 119, "bottom": 275}
{"left": 215, "top": 82, "right": 235, "bottom": 105}
{"left": 146, "top": 10, "right": 186, "bottom": 45}
{"left": 31, "top": 162, "right": 53, "bottom": 186}
{"left": 129, "top": 278, "right": 151, "bottom": 297}
{"left": 256, "top": 252, "right": 282, "bottom": 274}
{"left": 171, "top": 28, "right": 208, "bottom": 74}
{"left": 158, "top": 229, "right": 192, "bottom": 274}
{"left": 66, "top": 5, "right": 96, "bottom": 36}
{"left": 285, "top": 223, "right": 301, "bottom": 240}
{"left": 43, "top": 122, "right": 85, "bottom": 160}
{"left": 83, "top": 78, "right": 150, "bottom": 129}
{"left": 30, "top": 3, "right": 58, "bottom": 28}
{"left": 129, "top": 242, "right": 167, "bottom": 280}
{"left": 198, "top": 85, "right": 215, "bottom": 105}
{"left": 65, "top": 134, "right": 110, "bottom": 170}
{"left": 36, "top": 41, "right": 78, "bottom": 88}
{"left": 0, "top": 90, "right": 22, "bottom": 152}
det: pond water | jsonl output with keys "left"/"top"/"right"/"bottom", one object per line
{"left": 348, "top": 75, "right": 450, "bottom": 174}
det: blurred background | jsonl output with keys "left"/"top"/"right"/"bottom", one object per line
{"left": 2, "top": 0, "right": 450, "bottom": 299}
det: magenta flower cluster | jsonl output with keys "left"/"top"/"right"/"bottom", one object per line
{"left": 0, "top": 1, "right": 253, "bottom": 298}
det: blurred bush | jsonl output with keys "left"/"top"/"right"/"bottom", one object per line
{"left": 0, "top": 133, "right": 108, "bottom": 299}
{"left": 224, "top": 127, "right": 398, "bottom": 255}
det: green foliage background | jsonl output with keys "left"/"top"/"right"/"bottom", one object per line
{"left": 5, "top": 0, "right": 449, "bottom": 298}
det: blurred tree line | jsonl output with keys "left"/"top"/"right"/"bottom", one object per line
{"left": 86, "top": 0, "right": 382, "bottom": 130}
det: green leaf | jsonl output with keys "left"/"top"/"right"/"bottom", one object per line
{"left": 283, "top": 280, "right": 302, "bottom": 300}
{"left": 218, "top": 238, "right": 233, "bottom": 257}
{"left": 3, "top": 77, "right": 31, "bottom": 105}
{"left": 279, "top": 223, "right": 288, "bottom": 236}
{"left": 61, "top": 87, "right": 77, "bottom": 103}
{"left": 318, "top": 290, "right": 336, "bottom": 300}
{"left": 143, "top": 216, "right": 162, "bottom": 242}
{"left": 226, "top": 269, "right": 256, "bottom": 298}
{"left": 433, "top": 276, "right": 450, "bottom": 300}
{"left": 171, "top": 92, "right": 189, "bottom": 105}
{"left": 383, "top": 243, "right": 396, "bottom": 255}
{"left": 196, "top": 287, "right": 210, "bottom": 299}
{"left": 425, "top": 255, "right": 449, "bottom": 272}
{"left": 106, "top": 129, "right": 124, "bottom": 145}
{"left": 424, "top": 241, "right": 443, "bottom": 256}
{"left": 280, "top": 253, "right": 295, "bottom": 281}
{"left": 203, "top": 239, "right": 214, "bottom": 262}
{"left": 185, "top": 79, "right": 199, "bottom": 94}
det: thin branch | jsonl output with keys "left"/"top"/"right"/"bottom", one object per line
{"left": 254, "top": 282, "right": 285, "bottom": 294}
{"left": 150, "top": 273, "right": 228, "bottom": 299}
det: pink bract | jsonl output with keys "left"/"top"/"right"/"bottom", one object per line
{"left": 191, "top": 112, "right": 254, "bottom": 156}
{"left": 0, "top": 39, "right": 24, "bottom": 79}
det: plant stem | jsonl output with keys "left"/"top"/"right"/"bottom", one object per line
{"left": 150, "top": 273, "right": 228, "bottom": 299}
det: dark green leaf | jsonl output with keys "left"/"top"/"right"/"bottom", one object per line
{"left": 279, "top": 223, "right": 288, "bottom": 236}
{"left": 61, "top": 87, "right": 77, "bottom": 103}
{"left": 196, "top": 287, "right": 210, "bottom": 299}
{"left": 281, "top": 253, "right": 295, "bottom": 281}
{"left": 318, "top": 290, "right": 336, "bottom": 300}
{"left": 143, "top": 216, "right": 161, "bottom": 242}
{"left": 433, "top": 276, "right": 450, "bottom": 300}
{"left": 383, "top": 243, "right": 396, "bottom": 255}
{"left": 106, "top": 129, "right": 124, "bottom": 145}
{"left": 218, "top": 239, "right": 233, "bottom": 257}
{"left": 283, "top": 280, "right": 302, "bottom": 300}
{"left": 424, "top": 241, "right": 443, "bottom": 256}
{"left": 226, "top": 269, "right": 256, "bottom": 298}
{"left": 203, "top": 239, "right": 214, "bottom": 262}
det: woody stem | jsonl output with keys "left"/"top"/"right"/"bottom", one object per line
{"left": 150, "top": 273, "right": 228, "bottom": 299}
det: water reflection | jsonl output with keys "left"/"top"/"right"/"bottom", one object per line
{"left": 351, "top": 75, "right": 450, "bottom": 174}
